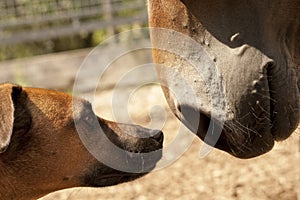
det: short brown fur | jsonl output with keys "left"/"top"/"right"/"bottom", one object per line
{"left": 0, "top": 83, "right": 163, "bottom": 200}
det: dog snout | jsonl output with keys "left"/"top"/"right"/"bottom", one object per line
{"left": 150, "top": 130, "right": 164, "bottom": 145}
{"left": 120, "top": 127, "right": 164, "bottom": 154}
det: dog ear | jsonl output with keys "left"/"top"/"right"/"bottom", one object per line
{"left": 0, "top": 84, "right": 22, "bottom": 153}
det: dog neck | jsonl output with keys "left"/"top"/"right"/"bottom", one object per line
{"left": 0, "top": 161, "right": 54, "bottom": 200}
{"left": 0, "top": 161, "right": 19, "bottom": 200}
{"left": 0, "top": 160, "right": 42, "bottom": 200}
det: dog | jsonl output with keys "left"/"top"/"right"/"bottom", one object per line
{"left": 0, "top": 83, "right": 163, "bottom": 200}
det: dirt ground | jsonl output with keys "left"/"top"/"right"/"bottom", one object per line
{"left": 0, "top": 47, "right": 298, "bottom": 200}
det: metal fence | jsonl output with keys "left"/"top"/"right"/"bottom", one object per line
{"left": 0, "top": 0, "right": 148, "bottom": 45}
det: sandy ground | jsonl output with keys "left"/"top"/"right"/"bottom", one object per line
{"left": 0, "top": 47, "right": 299, "bottom": 200}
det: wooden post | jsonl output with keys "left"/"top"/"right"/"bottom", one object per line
{"left": 103, "top": 0, "right": 118, "bottom": 43}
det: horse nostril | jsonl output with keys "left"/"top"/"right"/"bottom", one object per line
{"left": 151, "top": 130, "right": 164, "bottom": 144}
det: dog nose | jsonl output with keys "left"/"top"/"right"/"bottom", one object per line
{"left": 150, "top": 130, "right": 164, "bottom": 144}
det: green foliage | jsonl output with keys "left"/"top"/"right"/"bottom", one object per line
{"left": 92, "top": 30, "right": 108, "bottom": 46}
{"left": 0, "top": 42, "right": 52, "bottom": 60}
{"left": 0, "top": 34, "right": 91, "bottom": 61}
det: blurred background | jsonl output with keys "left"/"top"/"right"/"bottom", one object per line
{"left": 0, "top": 1, "right": 299, "bottom": 200}
{"left": 0, "top": 0, "right": 147, "bottom": 60}
{"left": 0, "top": 0, "right": 152, "bottom": 92}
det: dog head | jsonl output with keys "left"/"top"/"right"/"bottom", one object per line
{"left": 0, "top": 83, "right": 163, "bottom": 199}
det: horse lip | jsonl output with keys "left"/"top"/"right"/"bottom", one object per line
{"left": 178, "top": 104, "right": 274, "bottom": 158}
{"left": 264, "top": 62, "right": 298, "bottom": 141}
{"left": 265, "top": 63, "right": 276, "bottom": 139}
{"left": 177, "top": 105, "right": 229, "bottom": 151}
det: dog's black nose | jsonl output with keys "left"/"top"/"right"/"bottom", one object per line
{"left": 150, "top": 130, "right": 164, "bottom": 144}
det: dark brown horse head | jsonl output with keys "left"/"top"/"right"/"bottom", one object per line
{"left": 148, "top": 0, "right": 299, "bottom": 158}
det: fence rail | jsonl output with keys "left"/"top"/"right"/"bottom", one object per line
{"left": 0, "top": 0, "right": 148, "bottom": 45}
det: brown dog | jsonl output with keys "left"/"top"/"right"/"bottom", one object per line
{"left": 0, "top": 83, "right": 163, "bottom": 200}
